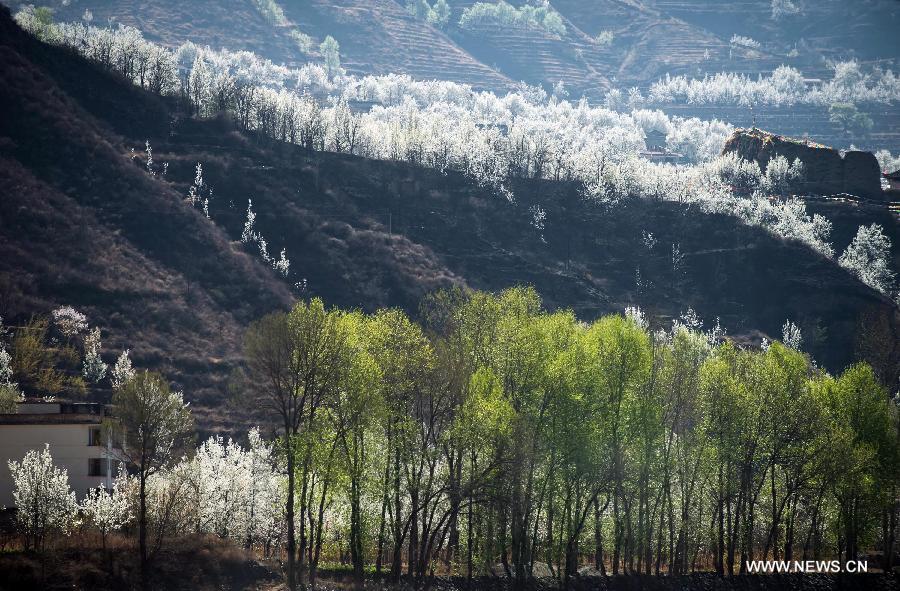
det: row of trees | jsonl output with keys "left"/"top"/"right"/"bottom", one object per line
{"left": 238, "top": 291, "right": 899, "bottom": 588}
{"left": 406, "top": 0, "right": 452, "bottom": 29}
{"left": 7, "top": 291, "right": 899, "bottom": 589}
{"left": 458, "top": 1, "right": 566, "bottom": 37}
{"left": 648, "top": 62, "right": 900, "bottom": 107}
{"left": 14, "top": 11, "right": 898, "bottom": 299}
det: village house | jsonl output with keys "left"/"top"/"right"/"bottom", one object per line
{"left": 640, "top": 129, "right": 683, "bottom": 164}
{"left": 0, "top": 400, "right": 121, "bottom": 507}
{"left": 884, "top": 169, "right": 900, "bottom": 194}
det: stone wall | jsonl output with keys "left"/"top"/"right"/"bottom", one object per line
{"left": 722, "top": 128, "right": 884, "bottom": 200}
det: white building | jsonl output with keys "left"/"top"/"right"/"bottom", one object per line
{"left": 0, "top": 401, "right": 121, "bottom": 507}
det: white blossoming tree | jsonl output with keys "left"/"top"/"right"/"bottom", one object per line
{"left": 782, "top": 319, "right": 803, "bottom": 350}
{"left": 838, "top": 224, "right": 896, "bottom": 295}
{"left": 51, "top": 306, "right": 88, "bottom": 338}
{"left": 8, "top": 444, "right": 78, "bottom": 551}
{"left": 82, "top": 327, "right": 108, "bottom": 383}
{"left": 0, "top": 346, "right": 23, "bottom": 413}
{"left": 81, "top": 473, "right": 132, "bottom": 551}
{"left": 110, "top": 349, "right": 135, "bottom": 390}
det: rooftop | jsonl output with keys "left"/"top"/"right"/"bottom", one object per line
{"left": 0, "top": 401, "right": 112, "bottom": 425}
{"left": 0, "top": 413, "right": 106, "bottom": 425}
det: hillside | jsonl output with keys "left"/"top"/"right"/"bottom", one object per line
{"left": 24, "top": 0, "right": 898, "bottom": 91}
{"left": 9, "top": 0, "right": 895, "bottom": 156}
{"left": 1, "top": 7, "right": 898, "bottom": 431}
{"left": 0, "top": 9, "right": 295, "bottom": 429}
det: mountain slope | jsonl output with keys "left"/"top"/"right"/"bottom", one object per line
{"left": 0, "top": 11, "right": 295, "bottom": 429}
{"left": 33, "top": 0, "right": 899, "bottom": 93}
{"left": 1, "top": 8, "right": 898, "bottom": 431}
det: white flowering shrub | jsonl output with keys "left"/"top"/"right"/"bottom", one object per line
{"left": 782, "top": 319, "right": 803, "bottom": 350}
{"left": 8, "top": 444, "right": 78, "bottom": 551}
{"left": 0, "top": 346, "right": 24, "bottom": 413}
{"left": 241, "top": 199, "right": 257, "bottom": 243}
{"left": 771, "top": 0, "right": 800, "bottom": 20}
{"left": 197, "top": 431, "right": 282, "bottom": 543}
{"left": 82, "top": 327, "right": 108, "bottom": 383}
{"left": 51, "top": 306, "right": 88, "bottom": 338}
{"left": 838, "top": 224, "right": 896, "bottom": 295}
{"left": 730, "top": 35, "right": 761, "bottom": 51}
{"left": 142, "top": 428, "right": 285, "bottom": 548}
{"left": 875, "top": 149, "right": 900, "bottom": 173}
{"left": 624, "top": 305, "right": 648, "bottom": 330}
{"left": 240, "top": 199, "right": 290, "bottom": 276}
{"left": 273, "top": 249, "right": 291, "bottom": 277}
{"left": 762, "top": 155, "right": 804, "bottom": 196}
{"left": 81, "top": 473, "right": 132, "bottom": 549}
{"left": 110, "top": 349, "right": 135, "bottom": 390}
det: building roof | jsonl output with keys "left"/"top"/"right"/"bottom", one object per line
{"left": 884, "top": 169, "right": 900, "bottom": 180}
{"left": 0, "top": 413, "right": 104, "bottom": 425}
{"left": 0, "top": 401, "right": 112, "bottom": 425}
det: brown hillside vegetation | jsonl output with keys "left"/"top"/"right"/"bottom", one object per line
{"left": 0, "top": 7, "right": 898, "bottom": 432}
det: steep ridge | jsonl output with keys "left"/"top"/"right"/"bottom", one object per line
{"left": 0, "top": 9, "right": 294, "bottom": 430}
{"left": 1, "top": 9, "right": 898, "bottom": 431}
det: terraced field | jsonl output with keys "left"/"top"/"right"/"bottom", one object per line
{"left": 30, "top": 0, "right": 898, "bottom": 97}
{"left": 45, "top": 0, "right": 303, "bottom": 63}
{"left": 280, "top": 0, "right": 513, "bottom": 89}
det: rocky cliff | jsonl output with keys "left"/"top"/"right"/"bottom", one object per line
{"left": 722, "top": 128, "right": 884, "bottom": 200}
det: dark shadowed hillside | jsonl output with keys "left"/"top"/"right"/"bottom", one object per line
{"left": 1, "top": 7, "right": 898, "bottom": 431}
{"left": 0, "top": 8, "right": 294, "bottom": 429}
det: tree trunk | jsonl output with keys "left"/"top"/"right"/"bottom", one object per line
{"left": 139, "top": 468, "right": 148, "bottom": 591}
{"left": 286, "top": 439, "right": 297, "bottom": 591}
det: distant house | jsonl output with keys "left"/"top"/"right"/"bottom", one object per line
{"left": 884, "top": 169, "right": 900, "bottom": 193}
{"left": 644, "top": 129, "right": 667, "bottom": 151}
{"left": 0, "top": 401, "right": 121, "bottom": 507}
{"left": 641, "top": 129, "right": 683, "bottom": 163}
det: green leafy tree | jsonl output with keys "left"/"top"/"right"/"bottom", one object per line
{"left": 320, "top": 36, "right": 341, "bottom": 78}
{"left": 111, "top": 370, "right": 193, "bottom": 589}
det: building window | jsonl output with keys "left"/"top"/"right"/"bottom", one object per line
{"left": 88, "top": 427, "right": 102, "bottom": 446}
{"left": 88, "top": 458, "right": 104, "bottom": 477}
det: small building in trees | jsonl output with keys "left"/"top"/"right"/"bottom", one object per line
{"left": 0, "top": 400, "right": 121, "bottom": 507}
{"left": 644, "top": 129, "right": 667, "bottom": 151}
{"left": 883, "top": 169, "right": 900, "bottom": 194}
{"left": 640, "top": 129, "right": 683, "bottom": 163}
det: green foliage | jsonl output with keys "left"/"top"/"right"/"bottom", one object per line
{"left": 112, "top": 371, "right": 194, "bottom": 475}
{"left": 240, "top": 289, "right": 898, "bottom": 578}
{"left": 320, "top": 35, "right": 341, "bottom": 77}
{"left": 829, "top": 102, "right": 874, "bottom": 134}
{"left": 459, "top": 1, "right": 566, "bottom": 37}
{"left": 429, "top": 0, "right": 452, "bottom": 28}
{"left": 595, "top": 30, "right": 614, "bottom": 47}
{"left": 9, "top": 316, "right": 85, "bottom": 397}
